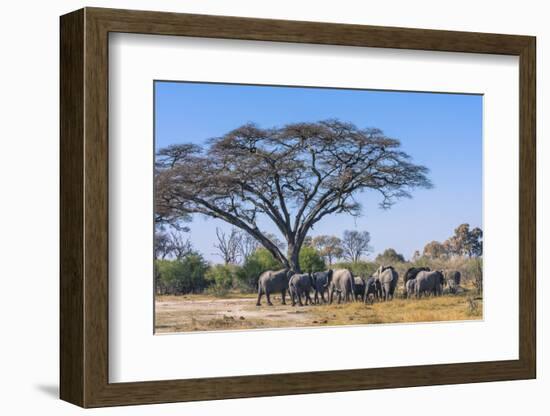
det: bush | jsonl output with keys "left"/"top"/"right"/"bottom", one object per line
{"left": 205, "top": 264, "right": 241, "bottom": 290}
{"left": 205, "top": 283, "right": 230, "bottom": 297}
{"left": 237, "top": 248, "right": 283, "bottom": 292}
{"left": 410, "top": 256, "right": 483, "bottom": 290}
{"left": 332, "top": 261, "right": 378, "bottom": 278}
{"left": 155, "top": 253, "right": 210, "bottom": 295}
{"left": 299, "top": 246, "right": 326, "bottom": 273}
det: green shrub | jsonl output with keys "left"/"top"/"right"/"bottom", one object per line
{"left": 237, "top": 248, "right": 283, "bottom": 292}
{"left": 155, "top": 253, "right": 210, "bottom": 295}
{"left": 332, "top": 261, "right": 378, "bottom": 278}
{"left": 205, "top": 264, "right": 241, "bottom": 289}
{"left": 299, "top": 246, "right": 326, "bottom": 273}
{"left": 205, "top": 283, "right": 230, "bottom": 297}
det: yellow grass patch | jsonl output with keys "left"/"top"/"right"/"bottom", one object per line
{"left": 155, "top": 290, "right": 482, "bottom": 333}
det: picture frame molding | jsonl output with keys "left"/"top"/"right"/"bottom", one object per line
{"left": 60, "top": 7, "right": 536, "bottom": 408}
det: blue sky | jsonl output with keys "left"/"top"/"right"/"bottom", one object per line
{"left": 155, "top": 81, "right": 482, "bottom": 262}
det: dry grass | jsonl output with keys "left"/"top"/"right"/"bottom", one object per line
{"left": 155, "top": 287, "right": 482, "bottom": 333}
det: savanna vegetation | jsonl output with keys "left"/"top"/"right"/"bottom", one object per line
{"left": 153, "top": 120, "right": 482, "bottom": 332}
{"left": 155, "top": 223, "right": 483, "bottom": 297}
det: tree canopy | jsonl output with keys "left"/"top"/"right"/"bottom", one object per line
{"left": 312, "top": 235, "right": 344, "bottom": 265}
{"left": 156, "top": 120, "right": 432, "bottom": 271}
{"left": 375, "top": 248, "right": 406, "bottom": 264}
{"left": 422, "top": 223, "right": 483, "bottom": 259}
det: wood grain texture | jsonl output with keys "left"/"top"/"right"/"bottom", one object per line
{"left": 59, "top": 8, "right": 84, "bottom": 407}
{"left": 59, "top": 7, "right": 537, "bottom": 408}
{"left": 518, "top": 38, "right": 536, "bottom": 376}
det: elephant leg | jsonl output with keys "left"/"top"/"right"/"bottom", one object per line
{"left": 329, "top": 288, "right": 334, "bottom": 304}
{"left": 266, "top": 291, "right": 273, "bottom": 306}
{"left": 297, "top": 290, "right": 304, "bottom": 306}
{"left": 337, "top": 292, "right": 342, "bottom": 304}
{"left": 256, "top": 289, "right": 263, "bottom": 306}
{"left": 321, "top": 291, "right": 327, "bottom": 304}
{"left": 290, "top": 288, "right": 296, "bottom": 306}
{"left": 281, "top": 289, "right": 287, "bottom": 305}
{"left": 313, "top": 290, "right": 318, "bottom": 304}
{"left": 305, "top": 290, "right": 313, "bottom": 305}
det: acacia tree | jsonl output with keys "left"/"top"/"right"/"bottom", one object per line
{"left": 156, "top": 120, "right": 431, "bottom": 272}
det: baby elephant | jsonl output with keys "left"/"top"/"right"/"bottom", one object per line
{"left": 289, "top": 273, "right": 314, "bottom": 306}
{"left": 353, "top": 276, "right": 366, "bottom": 302}
{"left": 364, "top": 276, "right": 382, "bottom": 304}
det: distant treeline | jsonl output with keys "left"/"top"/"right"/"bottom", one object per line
{"left": 155, "top": 223, "right": 482, "bottom": 296}
{"left": 155, "top": 247, "right": 482, "bottom": 297}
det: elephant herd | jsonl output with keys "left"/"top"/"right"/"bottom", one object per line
{"left": 256, "top": 266, "right": 462, "bottom": 307}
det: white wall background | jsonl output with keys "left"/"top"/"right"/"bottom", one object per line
{"left": 0, "top": 1, "right": 545, "bottom": 415}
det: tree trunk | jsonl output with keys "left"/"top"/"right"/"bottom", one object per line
{"left": 287, "top": 243, "right": 301, "bottom": 273}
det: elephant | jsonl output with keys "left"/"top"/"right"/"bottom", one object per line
{"left": 376, "top": 265, "right": 398, "bottom": 301}
{"left": 447, "top": 279, "right": 457, "bottom": 294}
{"left": 446, "top": 270, "right": 461, "bottom": 293}
{"left": 311, "top": 270, "right": 333, "bottom": 304}
{"left": 288, "top": 273, "right": 314, "bottom": 306}
{"left": 353, "top": 276, "right": 366, "bottom": 301}
{"left": 329, "top": 269, "right": 355, "bottom": 304}
{"left": 256, "top": 269, "right": 293, "bottom": 306}
{"left": 406, "top": 278, "right": 416, "bottom": 298}
{"left": 403, "top": 266, "right": 430, "bottom": 292}
{"left": 364, "top": 276, "right": 382, "bottom": 304}
{"left": 415, "top": 270, "right": 445, "bottom": 298}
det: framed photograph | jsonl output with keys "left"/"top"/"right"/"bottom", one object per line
{"left": 60, "top": 7, "right": 536, "bottom": 408}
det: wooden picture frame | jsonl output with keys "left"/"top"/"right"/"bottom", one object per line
{"left": 60, "top": 7, "right": 536, "bottom": 408}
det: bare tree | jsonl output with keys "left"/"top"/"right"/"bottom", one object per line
{"left": 154, "top": 231, "right": 173, "bottom": 259}
{"left": 156, "top": 120, "right": 431, "bottom": 271}
{"left": 342, "top": 230, "right": 372, "bottom": 263}
{"left": 213, "top": 227, "right": 242, "bottom": 265}
{"left": 237, "top": 231, "right": 260, "bottom": 261}
{"left": 170, "top": 232, "right": 193, "bottom": 260}
{"left": 154, "top": 229, "right": 193, "bottom": 260}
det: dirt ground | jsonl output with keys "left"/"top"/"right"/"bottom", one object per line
{"left": 155, "top": 290, "right": 483, "bottom": 333}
